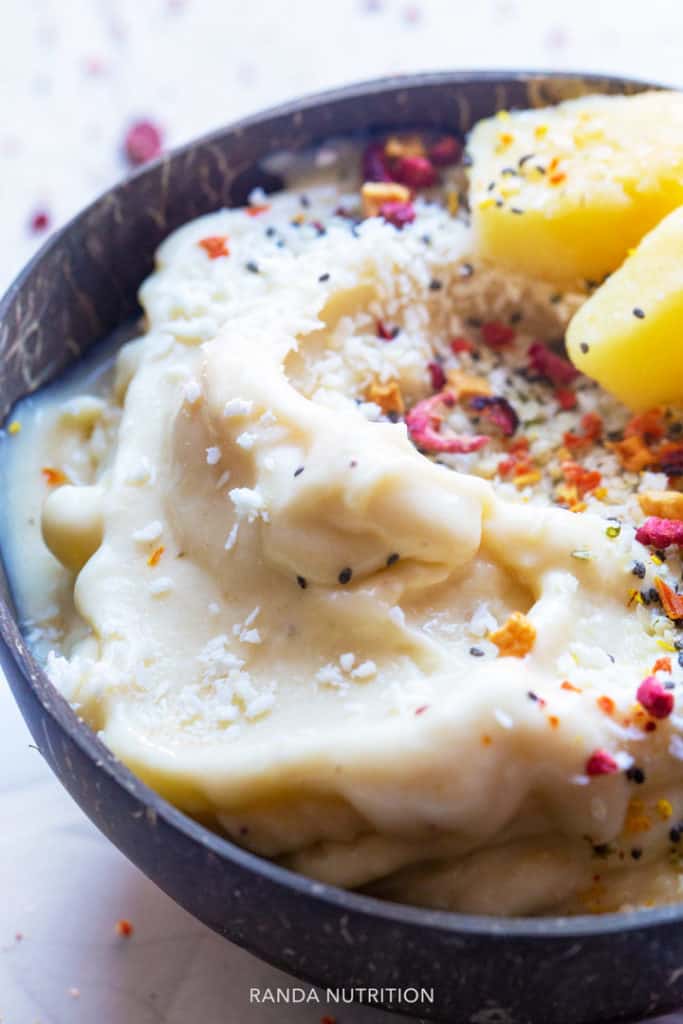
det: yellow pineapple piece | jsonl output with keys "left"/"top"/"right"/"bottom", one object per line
{"left": 566, "top": 205, "right": 683, "bottom": 410}
{"left": 467, "top": 91, "right": 683, "bottom": 285}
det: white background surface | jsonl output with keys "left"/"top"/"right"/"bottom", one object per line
{"left": 2, "top": 1, "right": 683, "bottom": 1021}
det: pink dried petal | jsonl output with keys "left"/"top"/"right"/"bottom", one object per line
{"left": 428, "top": 136, "right": 462, "bottom": 167}
{"left": 481, "top": 321, "right": 515, "bottom": 348}
{"left": 362, "top": 141, "right": 393, "bottom": 182}
{"left": 29, "top": 208, "right": 50, "bottom": 233}
{"left": 406, "top": 391, "right": 489, "bottom": 454}
{"left": 427, "top": 361, "right": 446, "bottom": 391}
{"left": 378, "top": 199, "right": 416, "bottom": 228}
{"left": 637, "top": 676, "right": 674, "bottom": 719}
{"left": 470, "top": 395, "right": 519, "bottom": 437}
{"left": 636, "top": 517, "right": 683, "bottom": 549}
{"left": 393, "top": 154, "right": 437, "bottom": 189}
{"left": 528, "top": 342, "right": 579, "bottom": 386}
{"left": 124, "top": 119, "right": 163, "bottom": 166}
{"left": 585, "top": 749, "right": 619, "bottom": 776}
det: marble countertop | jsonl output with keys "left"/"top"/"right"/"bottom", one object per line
{"left": 3, "top": 1, "right": 683, "bottom": 1021}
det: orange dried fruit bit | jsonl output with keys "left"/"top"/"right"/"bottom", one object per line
{"left": 446, "top": 369, "right": 492, "bottom": 400}
{"left": 365, "top": 379, "right": 404, "bottom": 416}
{"left": 638, "top": 490, "right": 683, "bottom": 521}
{"left": 115, "top": 919, "right": 133, "bottom": 937}
{"left": 611, "top": 434, "right": 653, "bottom": 472}
{"left": 489, "top": 611, "right": 536, "bottom": 658}
{"left": 596, "top": 695, "right": 615, "bottom": 715}
{"left": 652, "top": 656, "right": 672, "bottom": 674}
{"left": 561, "top": 680, "right": 582, "bottom": 693}
{"left": 654, "top": 576, "right": 683, "bottom": 621}
{"left": 41, "top": 467, "right": 68, "bottom": 486}
{"left": 360, "top": 181, "right": 411, "bottom": 218}
{"left": 246, "top": 203, "right": 270, "bottom": 217}
{"left": 625, "top": 408, "right": 665, "bottom": 441}
{"left": 147, "top": 546, "right": 165, "bottom": 567}
{"left": 198, "top": 235, "right": 229, "bottom": 259}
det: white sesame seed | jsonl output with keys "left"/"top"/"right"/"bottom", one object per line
{"left": 182, "top": 379, "right": 201, "bottom": 404}
{"left": 223, "top": 398, "right": 253, "bottom": 418}
{"left": 206, "top": 446, "right": 221, "bottom": 465}
{"left": 208, "top": 602, "right": 221, "bottom": 616}
{"left": 149, "top": 577, "right": 174, "bottom": 597}
{"left": 132, "top": 520, "right": 163, "bottom": 543}
{"left": 124, "top": 457, "right": 155, "bottom": 486}
{"left": 245, "top": 693, "right": 275, "bottom": 718}
{"left": 216, "top": 469, "right": 231, "bottom": 489}
{"left": 236, "top": 431, "right": 256, "bottom": 450}
{"left": 240, "top": 629, "right": 261, "bottom": 645}
{"left": 339, "top": 652, "right": 355, "bottom": 672}
{"left": 494, "top": 708, "right": 514, "bottom": 730}
{"left": 224, "top": 523, "right": 239, "bottom": 551}
{"left": 351, "top": 660, "right": 377, "bottom": 680}
{"left": 388, "top": 605, "right": 405, "bottom": 627}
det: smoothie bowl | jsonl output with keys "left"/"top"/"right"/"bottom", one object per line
{"left": 3, "top": 71, "right": 683, "bottom": 1024}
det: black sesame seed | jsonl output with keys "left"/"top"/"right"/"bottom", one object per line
{"left": 527, "top": 690, "right": 539, "bottom": 702}
{"left": 671, "top": 826, "right": 681, "bottom": 843}
{"left": 300, "top": 194, "right": 310, "bottom": 208}
{"left": 510, "top": 207, "right": 524, "bottom": 215}
{"left": 386, "top": 552, "right": 400, "bottom": 567}
{"left": 631, "top": 560, "right": 646, "bottom": 579}
{"left": 296, "top": 575, "right": 307, "bottom": 589}
{"left": 469, "top": 646, "right": 485, "bottom": 657}
{"left": 338, "top": 567, "right": 352, "bottom": 585}
{"left": 265, "top": 226, "right": 276, "bottom": 237}
{"left": 550, "top": 293, "right": 563, "bottom": 304}
{"left": 421, "top": 233, "right": 432, "bottom": 245}
{"left": 592, "top": 843, "right": 610, "bottom": 858}
{"left": 648, "top": 587, "right": 661, "bottom": 603}
{"left": 458, "top": 262, "right": 474, "bottom": 278}
{"left": 510, "top": 312, "right": 523, "bottom": 324}
{"left": 518, "top": 153, "right": 534, "bottom": 167}
{"left": 246, "top": 260, "right": 259, "bottom": 274}
{"left": 633, "top": 307, "right": 646, "bottom": 319}
{"left": 318, "top": 272, "right": 330, "bottom": 282}
{"left": 630, "top": 848, "right": 643, "bottom": 860}
{"left": 487, "top": 180, "right": 496, "bottom": 192}
{"left": 294, "top": 466, "right": 304, "bottom": 477}
{"left": 626, "top": 766, "right": 646, "bottom": 784}
{"left": 429, "top": 278, "right": 443, "bottom": 291}
{"left": 580, "top": 342, "right": 590, "bottom": 354}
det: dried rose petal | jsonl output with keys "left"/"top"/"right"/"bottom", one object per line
{"left": 636, "top": 516, "right": 683, "bottom": 549}
{"left": 406, "top": 391, "right": 489, "bottom": 454}
{"left": 585, "top": 749, "right": 619, "bottom": 776}
{"left": 637, "top": 675, "right": 674, "bottom": 719}
{"left": 481, "top": 321, "right": 515, "bottom": 348}
{"left": 362, "top": 141, "right": 393, "bottom": 182}
{"left": 450, "top": 337, "right": 474, "bottom": 355}
{"left": 378, "top": 199, "right": 415, "bottom": 228}
{"left": 528, "top": 342, "right": 579, "bottom": 386}
{"left": 555, "top": 387, "right": 577, "bottom": 411}
{"left": 393, "top": 154, "right": 437, "bottom": 189}
{"left": 124, "top": 119, "right": 163, "bottom": 166}
{"left": 428, "top": 135, "right": 462, "bottom": 167}
{"left": 470, "top": 395, "right": 518, "bottom": 437}
{"left": 376, "top": 320, "right": 398, "bottom": 341}
{"left": 427, "top": 361, "right": 446, "bottom": 391}
{"left": 29, "top": 208, "right": 50, "bottom": 234}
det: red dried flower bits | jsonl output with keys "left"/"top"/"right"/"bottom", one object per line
{"left": 528, "top": 341, "right": 579, "bottom": 386}
{"left": 376, "top": 320, "right": 398, "bottom": 341}
{"left": 29, "top": 208, "right": 50, "bottom": 234}
{"left": 555, "top": 387, "right": 577, "bottom": 411}
{"left": 198, "top": 235, "right": 230, "bottom": 259}
{"left": 362, "top": 141, "right": 393, "bottom": 183}
{"left": 481, "top": 321, "right": 515, "bottom": 348}
{"left": 379, "top": 199, "right": 416, "bottom": 228}
{"left": 427, "top": 361, "right": 446, "bottom": 391}
{"left": 124, "top": 119, "right": 163, "bottom": 166}
{"left": 428, "top": 135, "right": 462, "bottom": 167}
{"left": 405, "top": 391, "right": 489, "bottom": 454}
{"left": 470, "top": 395, "right": 518, "bottom": 437}
{"left": 636, "top": 516, "right": 683, "bottom": 549}
{"left": 585, "top": 749, "right": 619, "bottom": 776}
{"left": 637, "top": 675, "right": 675, "bottom": 719}
{"left": 450, "top": 336, "right": 474, "bottom": 355}
{"left": 393, "top": 155, "right": 437, "bottom": 189}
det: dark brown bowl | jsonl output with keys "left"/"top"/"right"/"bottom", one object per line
{"left": 0, "top": 71, "right": 677, "bottom": 1024}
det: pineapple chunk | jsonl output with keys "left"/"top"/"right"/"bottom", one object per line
{"left": 467, "top": 91, "right": 683, "bottom": 285}
{"left": 566, "top": 205, "right": 683, "bottom": 410}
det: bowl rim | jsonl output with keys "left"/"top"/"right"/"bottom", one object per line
{"left": 2, "top": 67, "right": 679, "bottom": 943}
